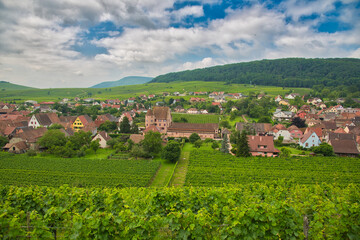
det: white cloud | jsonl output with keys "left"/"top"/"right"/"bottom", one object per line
{"left": 0, "top": 0, "right": 359, "bottom": 88}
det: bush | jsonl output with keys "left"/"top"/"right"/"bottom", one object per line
{"left": 26, "top": 149, "right": 37, "bottom": 157}
{"left": 189, "top": 133, "right": 201, "bottom": 144}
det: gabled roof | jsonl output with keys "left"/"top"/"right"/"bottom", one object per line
{"left": 129, "top": 134, "right": 145, "bottom": 144}
{"left": 146, "top": 107, "right": 170, "bottom": 119}
{"left": 96, "top": 131, "right": 112, "bottom": 141}
{"left": 330, "top": 139, "right": 359, "bottom": 155}
{"left": 323, "top": 121, "right": 337, "bottom": 130}
{"left": 34, "top": 113, "right": 59, "bottom": 126}
{"left": 328, "top": 132, "right": 356, "bottom": 141}
{"left": 143, "top": 125, "right": 160, "bottom": 133}
{"left": 248, "top": 135, "right": 280, "bottom": 153}
{"left": 78, "top": 115, "right": 93, "bottom": 125}
{"left": 287, "top": 125, "right": 300, "bottom": 132}
{"left": 300, "top": 130, "right": 318, "bottom": 144}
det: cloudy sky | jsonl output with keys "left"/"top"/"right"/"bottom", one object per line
{"left": 0, "top": 0, "right": 359, "bottom": 88}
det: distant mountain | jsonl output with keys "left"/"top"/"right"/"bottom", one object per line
{"left": 152, "top": 58, "right": 360, "bottom": 89}
{"left": 90, "top": 76, "right": 153, "bottom": 88}
{"left": 0, "top": 81, "right": 35, "bottom": 90}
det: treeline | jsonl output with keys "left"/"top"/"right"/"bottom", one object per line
{"left": 152, "top": 58, "right": 360, "bottom": 89}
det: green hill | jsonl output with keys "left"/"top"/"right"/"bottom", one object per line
{"left": 152, "top": 58, "right": 360, "bottom": 88}
{"left": 0, "top": 81, "right": 35, "bottom": 90}
{"left": 90, "top": 76, "right": 153, "bottom": 88}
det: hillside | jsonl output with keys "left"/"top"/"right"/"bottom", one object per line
{"left": 0, "top": 81, "right": 309, "bottom": 102}
{"left": 90, "top": 76, "right": 152, "bottom": 88}
{"left": 0, "top": 81, "right": 35, "bottom": 90}
{"left": 152, "top": 58, "right": 360, "bottom": 88}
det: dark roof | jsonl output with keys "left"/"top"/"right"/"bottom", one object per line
{"left": 97, "top": 131, "right": 112, "bottom": 141}
{"left": 14, "top": 127, "right": 47, "bottom": 142}
{"left": 168, "top": 123, "right": 218, "bottom": 133}
{"left": 323, "top": 121, "right": 337, "bottom": 130}
{"left": 35, "top": 113, "right": 59, "bottom": 126}
{"left": 235, "top": 123, "right": 272, "bottom": 134}
{"left": 248, "top": 135, "right": 280, "bottom": 153}
{"left": 330, "top": 139, "right": 359, "bottom": 155}
{"left": 328, "top": 132, "right": 356, "bottom": 141}
{"left": 79, "top": 115, "right": 93, "bottom": 125}
{"left": 146, "top": 107, "right": 170, "bottom": 119}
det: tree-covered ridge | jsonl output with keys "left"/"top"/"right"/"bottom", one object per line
{"left": 153, "top": 58, "right": 360, "bottom": 88}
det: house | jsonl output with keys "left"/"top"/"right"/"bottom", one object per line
{"left": 304, "top": 127, "right": 322, "bottom": 140}
{"left": 231, "top": 106, "right": 238, "bottom": 112}
{"left": 167, "top": 123, "right": 219, "bottom": 139}
{"left": 10, "top": 127, "right": 47, "bottom": 150}
{"left": 213, "top": 95, "right": 227, "bottom": 103}
{"left": 299, "top": 130, "right": 321, "bottom": 148}
{"left": 275, "top": 95, "right": 282, "bottom": 102}
{"left": 278, "top": 99, "right": 290, "bottom": 106}
{"left": 330, "top": 139, "right": 360, "bottom": 157}
{"left": 92, "top": 131, "right": 112, "bottom": 148}
{"left": 95, "top": 114, "right": 118, "bottom": 128}
{"left": 289, "top": 105, "right": 298, "bottom": 113}
{"left": 248, "top": 135, "right": 280, "bottom": 157}
{"left": 288, "top": 125, "right": 303, "bottom": 139}
{"left": 72, "top": 115, "right": 93, "bottom": 132}
{"left": 200, "top": 109, "right": 208, "bottom": 114}
{"left": 300, "top": 105, "right": 311, "bottom": 112}
{"left": 3, "top": 141, "right": 28, "bottom": 153}
{"left": 129, "top": 134, "right": 145, "bottom": 144}
{"left": 143, "top": 125, "right": 161, "bottom": 134}
{"left": 174, "top": 105, "right": 186, "bottom": 113}
{"left": 119, "top": 112, "right": 134, "bottom": 125}
{"left": 296, "top": 110, "right": 307, "bottom": 119}
{"left": 187, "top": 108, "right": 199, "bottom": 114}
{"left": 145, "top": 107, "right": 172, "bottom": 134}
{"left": 273, "top": 110, "right": 294, "bottom": 121}
{"left": 235, "top": 123, "right": 272, "bottom": 135}
{"left": 28, "top": 113, "right": 60, "bottom": 128}
{"left": 285, "top": 93, "right": 299, "bottom": 100}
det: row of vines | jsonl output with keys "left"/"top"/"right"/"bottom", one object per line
{"left": 185, "top": 150, "right": 360, "bottom": 186}
{"left": 0, "top": 153, "right": 160, "bottom": 187}
{"left": 1, "top": 182, "right": 359, "bottom": 239}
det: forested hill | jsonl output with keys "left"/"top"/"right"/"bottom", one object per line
{"left": 152, "top": 58, "right": 360, "bottom": 88}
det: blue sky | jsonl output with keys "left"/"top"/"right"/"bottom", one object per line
{"left": 0, "top": 0, "right": 359, "bottom": 88}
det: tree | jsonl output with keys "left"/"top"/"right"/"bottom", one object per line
{"left": 291, "top": 117, "right": 306, "bottom": 128}
{"left": 142, "top": 131, "right": 162, "bottom": 155}
{"left": 130, "top": 145, "right": 145, "bottom": 160}
{"left": 90, "top": 140, "right": 100, "bottom": 153}
{"left": 189, "top": 133, "right": 201, "bottom": 144}
{"left": 38, "top": 130, "right": 67, "bottom": 150}
{"left": 211, "top": 141, "right": 219, "bottom": 150}
{"left": 312, "top": 143, "right": 335, "bottom": 156}
{"left": 257, "top": 116, "right": 272, "bottom": 123}
{"left": 280, "top": 147, "right": 291, "bottom": 158}
{"left": 161, "top": 141, "right": 181, "bottom": 163}
{"left": 236, "top": 130, "right": 251, "bottom": 157}
{"left": 194, "top": 140, "right": 202, "bottom": 148}
{"left": 48, "top": 123, "right": 64, "bottom": 130}
{"left": 0, "top": 135, "right": 9, "bottom": 148}
{"left": 68, "top": 131, "right": 92, "bottom": 150}
{"left": 130, "top": 122, "right": 139, "bottom": 134}
{"left": 119, "top": 116, "right": 131, "bottom": 133}
{"left": 219, "top": 120, "right": 231, "bottom": 129}
{"left": 98, "top": 121, "right": 117, "bottom": 132}
{"left": 220, "top": 134, "right": 230, "bottom": 153}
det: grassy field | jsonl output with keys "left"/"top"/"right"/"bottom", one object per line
{"left": 172, "top": 113, "right": 222, "bottom": 123}
{"left": 0, "top": 81, "right": 310, "bottom": 102}
{"left": 0, "top": 152, "right": 160, "bottom": 187}
{"left": 185, "top": 149, "right": 360, "bottom": 186}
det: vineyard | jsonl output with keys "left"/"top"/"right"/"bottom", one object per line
{"left": 172, "top": 113, "right": 221, "bottom": 124}
{"left": 0, "top": 153, "right": 160, "bottom": 187}
{"left": 185, "top": 150, "right": 360, "bottom": 186}
{"left": 1, "top": 182, "right": 359, "bottom": 239}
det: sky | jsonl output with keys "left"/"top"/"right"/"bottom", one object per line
{"left": 0, "top": 0, "right": 359, "bottom": 88}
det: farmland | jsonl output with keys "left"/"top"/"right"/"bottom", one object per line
{"left": 0, "top": 152, "right": 160, "bottom": 187}
{"left": 172, "top": 113, "right": 222, "bottom": 123}
{"left": 0, "top": 81, "right": 310, "bottom": 102}
{"left": 185, "top": 150, "right": 360, "bottom": 186}
{"left": 1, "top": 183, "right": 359, "bottom": 239}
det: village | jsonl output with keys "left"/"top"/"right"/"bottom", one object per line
{"left": 1, "top": 90, "right": 360, "bottom": 158}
